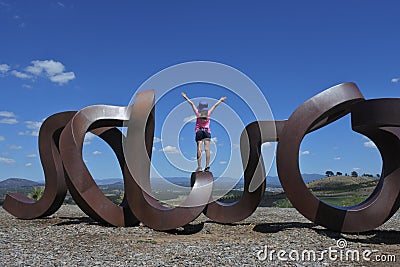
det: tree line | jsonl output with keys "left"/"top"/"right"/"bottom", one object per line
{"left": 325, "top": 170, "right": 380, "bottom": 178}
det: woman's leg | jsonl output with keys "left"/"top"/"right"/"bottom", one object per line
{"left": 197, "top": 140, "right": 203, "bottom": 170}
{"left": 204, "top": 139, "right": 210, "bottom": 169}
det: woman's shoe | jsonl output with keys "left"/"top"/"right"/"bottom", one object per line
{"left": 204, "top": 166, "right": 210, "bottom": 172}
{"left": 196, "top": 167, "right": 202, "bottom": 172}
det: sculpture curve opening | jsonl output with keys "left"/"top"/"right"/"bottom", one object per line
{"left": 123, "top": 90, "right": 214, "bottom": 231}
{"left": 3, "top": 82, "right": 400, "bottom": 233}
{"left": 344, "top": 98, "right": 400, "bottom": 232}
{"left": 3, "top": 111, "right": 75, "bottom": 219}
{"left": 59, "top": 105, "right": 138, "bottom": 227}
{"left": 275, "top": 82, "right": 396, "bottom": 233}
{"left": 203, "top": 120, "right": 283, "bottom": 223}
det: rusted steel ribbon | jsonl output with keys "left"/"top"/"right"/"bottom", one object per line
{"left": 3, "top": 83, "right": 400, "bottom": 233}
{"left": 56, "top": 90, "right": 213, "bottom": 229}
{"left": 59, "top": 108, "right": 139, "bottom": 226}
{"left": 203, "top": 120, "right": 284, "bottom": 223}
{"left": 276, "top": 82, "right": 366, "bottom": 232}
{"left": 342, "top": 99, "right": 400, "bottom": 232}
{"left": 3, "top": 112, "right": 74, "bottom": 219}
{"left": 123, "top": 90, "right": 214, "bottom": 230}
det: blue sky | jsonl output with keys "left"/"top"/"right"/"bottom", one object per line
{"left": 0, "top": 1, "right": 399, "bottom": 182}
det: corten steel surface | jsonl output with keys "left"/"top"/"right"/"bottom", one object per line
{"left": 276, "top": 83, "right": 366, "bottom": 232}
{"left": 3, "top": 112, "right": 74, "bottom": 219}
{"left": 59, "top": 108, "right": 139, "bottom": 226}
{"left": 203, "top": 120, "right": 283, "bottom": 223}
{"left": 345, "top": 99, "right": 400, "bottom": 232}
{"left": 122, "top": 91, "right": 214, "bottom": 230}
{"left": 3, "top": 83, "right": 400, "bottom": 233}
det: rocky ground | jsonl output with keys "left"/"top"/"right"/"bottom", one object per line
{"left": 0, "top": 205, "right": 399, "bottom": 266}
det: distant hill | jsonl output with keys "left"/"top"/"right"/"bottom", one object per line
{"left": 0, "top": 173, "right": 326, "bottom": 190}
{"left": 151, "top": 174, "right": 325, "bottom": 189}
{"left": 95, "top": 178, "right": 123, "bottom": 186}
{"left": 266, "top": 173, "right": 325, "bottom": 186}
{"left": 0, "top": 178, "right": 42, "bottom": 188}
{"left": 307, "top": 175, "right": 379, "bottom": 193}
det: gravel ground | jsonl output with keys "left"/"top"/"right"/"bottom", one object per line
{"left": 1, "top": 205, "right": 399, "bottom": 266}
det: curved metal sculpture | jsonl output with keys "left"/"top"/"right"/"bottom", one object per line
{"left": 203, "top": 120, "right": 283, "bottom": 223}
{"left": 59, "top": 106, "right": 138, "bottom": 227}
{"left": 3, "top": 82, "right": 400, "bottom": 233}
{"left": 122, "top": 91, "right": 214, "bottom": 230}
{"left": 3, "top": 111, "right": 74, "bottom": 219}
{"left": 275, "top": 83, "right": 366, "bottom": 232}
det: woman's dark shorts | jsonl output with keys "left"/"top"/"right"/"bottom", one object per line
{"left": 195, "top": 129, "right": 211, "bottom": 142}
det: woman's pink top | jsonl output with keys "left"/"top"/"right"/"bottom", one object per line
{"left": 195, "top": 111, "right": 211, "bottom": 133}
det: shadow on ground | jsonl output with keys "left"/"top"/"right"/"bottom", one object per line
{"left": 253, "top": 221, "right": 400, "bottom": 245}
{"left": 315, "top": 228, "right": 400, "bottom": 245}
{"left": 54, "top": 216, "right": 102, "bottom": 226}
{"left": 49, "top": 214, "right": 400, "bottom": 244}
{"left": 205, "top": 220, "right": 252, "bottom": 227}
{"left": 164, "top": 222, "right": 205, "bottom": 235}
{"left": 253, "top": 222, "right": 316, "bottom": 233}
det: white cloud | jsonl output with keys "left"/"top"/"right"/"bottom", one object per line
{"left": 57, "top": 2, "right": 65, "bottom": 7}
{"left": 262, "top": 143, "right": 272, "bottom": 148}
{"left": 18, "top": 131, "right": 30, "bottom": 136}
{"left": 0, "top": 157, "right": 16, "bottom": 165}
{"left": 84, "top": 132, "right": 97, "bottom": 146}
{"left": 183, "top": 115, "right": 197, "bottom": 123}
{"left": 153, "top": 137, "right": 162, "bottom": 143}
{"left": 25, "top": 60, "right": 75, "bottom": 85}
{"left": 0, "top": 118, "right": 18, "bottom": 124}
{"left": 93, "top": 151, "right": 102, "bottom": 155}
{"left": 219, "top": 161, "right": 227, "bottom": 165}
{"left": 0, "top": 136, "right": 4, "bottom": 141}
{"left": 22, "top": 84, "right": 32, "bottom": 89}
{"left": 159, "top": 145, "right": 179, "bottom": 153}
{"left": 26, "top": 154, "right": 37, "bottom": 158}
{"left": 1, "top": 60, "right": 76, "bottom": 85}
{"left": 300, "top": 150, "right": 310, "bottom": 155}
{"left": 19, "top": 120, "right": 42, "bottom": 136}
{"left": 9, "top": 145, "right": 22, "bottom": 150}
{"left": 25, "top": 163, "right": 32, "bottom": 167}
{"left": 49, "top": 72, "right": 76, "bottom": 85}
{"left": 25, "top": 120, "right": 42, "bottom": 130}
{"left": 334, "top": 157, "right": 341, "bottom": 160}
{"left": 0, "top": 111, "right": 18, "bottom": 124}
{"left": 0, "top": 64, "right": 10, "bottom": 73}
{"left": 364, "top": 141, "right": 377, "bottom": 148}
{"left": 26, "top": 60, "right": 65, "bottom": 76}
{"left": 11, "top": 70, "right": 32, "bottom": 79}
{"left": 353, "top": 167, "right": 361, "bottom": 171}
{"left": 0, "top": 111, "right": 16, "bottom": 117}
{"left": 392, "top": 78, "right": 400, "bottom": 83}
